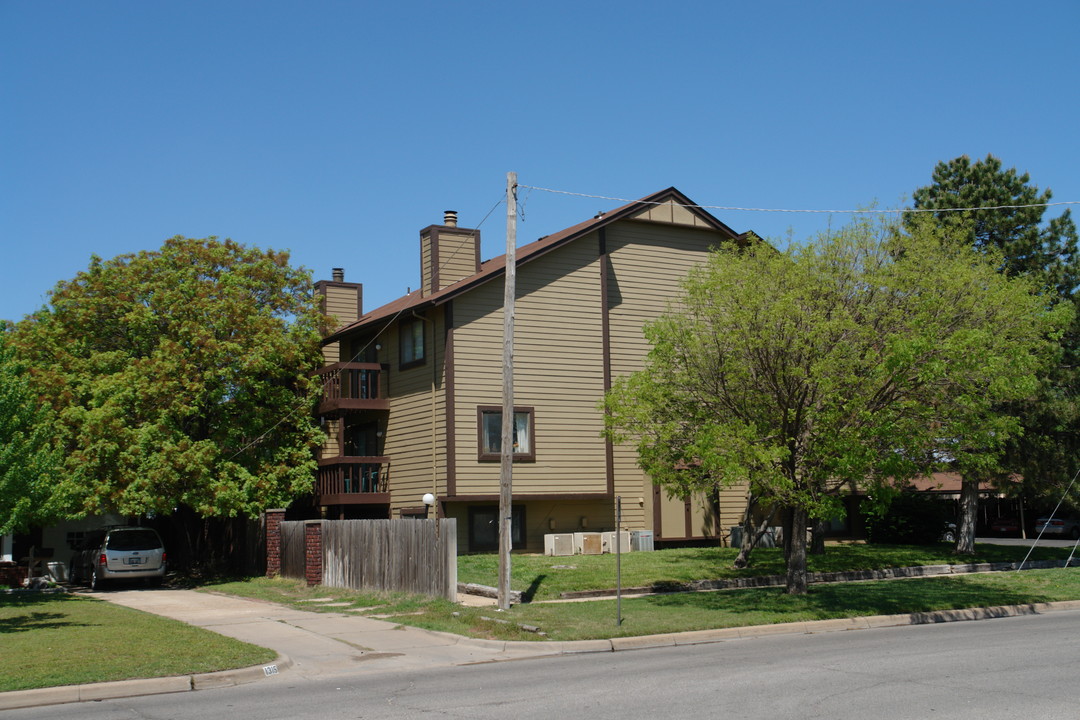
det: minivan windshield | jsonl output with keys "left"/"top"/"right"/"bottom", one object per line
{"left": 106, "top": 530, "right": 162, "bottom": 551}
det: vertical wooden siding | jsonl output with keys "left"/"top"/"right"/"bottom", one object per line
{"left": 322, "top": 519, "right": 457, "bottom": 600}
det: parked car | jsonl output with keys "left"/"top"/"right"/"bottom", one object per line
{"left": 989, "top": 517, "right": 1022, "bottom": 536}
{"left": 1035, "top": 515, "right": 1080, "bottom": 540}
{"left": 69, "top": 527, "right": 167, "bottom": 590}
{"left": 940, "top": 522, "right": 957, "bottom": 543}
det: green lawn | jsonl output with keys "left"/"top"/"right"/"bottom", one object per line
{"left": 0, "top": 592, "right": 276, "bottom": 693}
{"left": 204, "top": 542, "right": 1080, "bottom": 643}
{"left": 457, "top": 542, "right": 1075, "bottom": 600}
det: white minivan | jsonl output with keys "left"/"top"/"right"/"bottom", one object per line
{"left": 70, "top": 527, "right": 167, "bottom": 590}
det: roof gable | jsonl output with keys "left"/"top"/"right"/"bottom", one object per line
{"left": 325, "top": 187, "right": 745, "bottom": 342}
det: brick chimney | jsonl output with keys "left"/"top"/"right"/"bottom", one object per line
{"left": 420, "top": 211, "right": 481, "bottom": 297}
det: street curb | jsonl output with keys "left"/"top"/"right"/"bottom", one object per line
{"left": 445, "top": 597, "right": 1080, "bottom": 657}
{"left": 0, "top": 653, "right": 293, "bottom": 711}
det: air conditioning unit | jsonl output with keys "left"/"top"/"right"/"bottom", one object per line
{"left": 544, "top": 533, "right": 575, "bottom": 557}
{"left": 573, "top": 532, "right": 603, "bottom": 555}
{"left": 630, "top": 530, "right": 655, "bottom": 552}
{"left": 601, "top": 531, "right": 632, "bottom": 554}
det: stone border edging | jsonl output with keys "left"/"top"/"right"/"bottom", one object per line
{"left": 557, "top": 559, "right": 1073, "bottom": 599}
{"left": 0, "top": 653, "right": 293, "bottom": 711}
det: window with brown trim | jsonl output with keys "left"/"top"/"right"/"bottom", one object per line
{"left": 477, "top": 406, "right": 535, "bottom": 462}
{"left": 399, "top": 317, "right": 426, "bottom": 368}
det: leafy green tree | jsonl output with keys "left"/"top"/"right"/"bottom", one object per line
{"left": 605, "top": 217, "right": 1065, "bottom": 594}
{"left": 909, "top": 155, "right": 1080, "bottom": 552}
{"left": 11, "top": 237, "right": 326, "bottom": 559}
{"left": 0, "top": 326, "right": 61, "bottom": 534}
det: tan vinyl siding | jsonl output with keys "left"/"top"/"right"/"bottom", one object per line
{"left": 321, "top": 419, "right": 341, "bottom": 457}
{"left": 436, "top": 230, "right": 479, "bottom": 289}
{"left": 452, "top": 237, "right": 607, "bottom": 496}
{"left": 324, "top": 285, "right": 360, "bottom": 328}
{"left": 719, "top": 482, "right": 750, "bottom": 545}
{"left": 421, "top": 235, "right": 434, "bottom": 297}
{"left": 322, "top": 341, "right": 341, "bottom": 364}
{"left": 606, "top": 220, "right": 725, "bottom": 538}
{"left": 384, "top": 311, "right": 447, "bottom": 514}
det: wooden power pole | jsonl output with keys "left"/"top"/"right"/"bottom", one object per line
{"left": 498, "top": 172, "right": 517, "bottom": 610}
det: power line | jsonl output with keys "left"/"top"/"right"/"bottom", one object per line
{"left": 518, "top": 184, "right": 1080, "bottom": 216}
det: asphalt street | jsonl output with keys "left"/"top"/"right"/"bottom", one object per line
{"left": 5, "top": 607, "right": 1080, "bottom": 720}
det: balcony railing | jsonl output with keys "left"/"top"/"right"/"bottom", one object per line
{"left": 316, "top": 456, "right": 391, "bottom": 505}
{"left": 316, "top": 362, "right": 389, "bottom": 415}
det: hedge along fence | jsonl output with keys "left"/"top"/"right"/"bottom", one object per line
{"left": 269, "top": 516, "right": 457, "bottom": 601}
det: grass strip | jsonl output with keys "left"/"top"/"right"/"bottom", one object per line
{"left": 457, "top": 543, "right": 1075, "bottom": 601}
{"left": 0, "top": 592, "right": 276, "bottom": 692}
{"left": 204, "top": 565, "right": 1080, "bottom": 644}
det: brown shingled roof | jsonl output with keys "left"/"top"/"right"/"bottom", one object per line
{"left": 324, "top": 186, "right": 747, "bottom": 343}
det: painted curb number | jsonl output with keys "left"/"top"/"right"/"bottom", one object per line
{"left": 263, "top": 665, "right": 279, "bottom": 676}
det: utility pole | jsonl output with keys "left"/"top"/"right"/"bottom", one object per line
{"left": 498, "top": 171, "right": 517, "bottom": 611}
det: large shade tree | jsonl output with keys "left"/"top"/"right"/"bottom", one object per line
{"left": 605, "top": 217, "right": 1066, "bottom": 594}
{"left": 0, "top": 326, "right": 61, "bottom": 535}
{"left": 909, "top": 154, "right": 1080, "bottom": 552}
{"left": 11, "top": 237, "right": 326, "bottom": 563}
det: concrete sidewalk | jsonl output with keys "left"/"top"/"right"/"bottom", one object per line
{"left": 5, "top": 587, "right": 1080, "bottom": 711}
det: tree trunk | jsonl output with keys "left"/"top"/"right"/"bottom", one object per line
{"left": 786, "top": 506, "right": 809, "bottom": 594}
{"left": 955, "top": 477, "right": 979, "bottom": 555}
{"left": 782, "top": 507, "right": 794, "bottom": 562}
{"left": 733, "top": 502, "right": 777, "bottom": 569}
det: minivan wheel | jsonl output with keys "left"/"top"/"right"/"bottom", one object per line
{"left": 90, "top": 568, "right": 106, "bottom": 592}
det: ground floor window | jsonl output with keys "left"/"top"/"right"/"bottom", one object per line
{"left": 468, "top": 505, "right": 525, "bottom": 551}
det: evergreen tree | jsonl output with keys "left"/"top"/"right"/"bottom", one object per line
{"left": 908, "top": 154, "right": 1079, "bottom": 296}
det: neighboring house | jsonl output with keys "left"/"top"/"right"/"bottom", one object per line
{"left": 311, "top": 188, "right": 755, "bottom": 553}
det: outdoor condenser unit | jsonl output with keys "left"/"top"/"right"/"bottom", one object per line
{"left": 543, "top": 533, "right": 575, "bottom": 557}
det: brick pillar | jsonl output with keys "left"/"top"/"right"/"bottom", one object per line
{"left": 304, "top": 520, "right": 324, "bottom": 587}
{"left": 265, "top": 509, "right": 285, "bottom": 578}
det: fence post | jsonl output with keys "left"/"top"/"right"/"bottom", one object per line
{"left": 265, "top": 509, "right": 286, "bottom": 578}
{"left": 305, "top": 520, "right": 324, "bottom": 587}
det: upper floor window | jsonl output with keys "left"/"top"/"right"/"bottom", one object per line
{"left": 400, "top": 317, "right": 426, "bottom": 368}
{"left": 478, "top": 406, "right": 535, "bottom": 462}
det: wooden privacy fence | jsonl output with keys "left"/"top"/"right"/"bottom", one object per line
{"left": 267, "top": 514, "right": 457, "bottom": 601}
{"left": 280, "top": 521, "right": 306, "bottom": 579}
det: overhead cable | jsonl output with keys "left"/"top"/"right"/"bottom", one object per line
{"left": 518, "top": 184, "right": 1080, "bottom": 216}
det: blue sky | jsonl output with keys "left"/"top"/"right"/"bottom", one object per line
{"left": 3, "top": 1, "right": 1078, "bottom": 323}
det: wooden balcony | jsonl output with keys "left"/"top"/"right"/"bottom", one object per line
{"left": 316, "top": 456, "right": 390, "bottom": 505}
{"left": 316, "top": 362, "right": 389, "bottom": 415}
